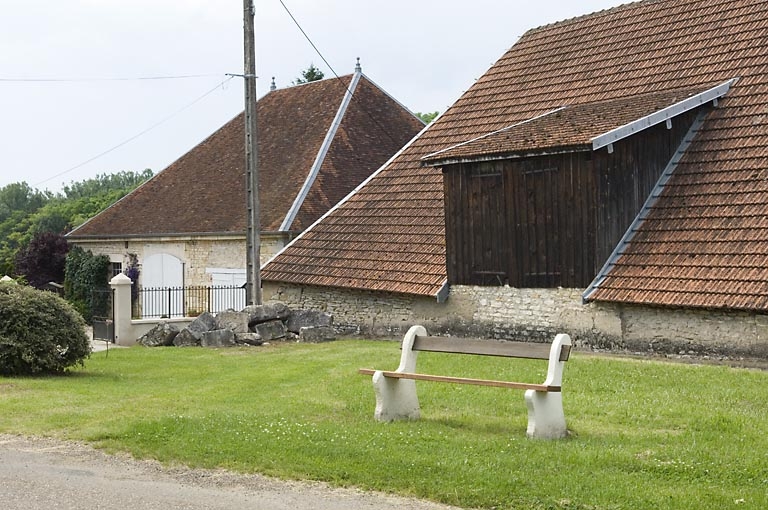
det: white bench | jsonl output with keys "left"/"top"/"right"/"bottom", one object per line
{"left": 359, "top": 325, "right": 571, "bottom": 439}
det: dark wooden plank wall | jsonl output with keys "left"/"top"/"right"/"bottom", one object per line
{"left": 591, "top": 109, "right": 701, "bottom": 275}
{"left": 443, "top": 108, "right": 703, "bottom": 288}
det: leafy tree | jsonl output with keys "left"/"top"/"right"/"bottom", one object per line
{"left": 294, "top": 64, "right": 324, "bottom": 84}
{"left": 0, "top": 182, "right": 50, "bottom": 222}
{"left": 415, "top": 111, "right": 439, "bottom": 124}
{"left": 0, "top": 281, "right": 89, "bottom": 375}
{"left": 0, "top": 170, "right": 152, "bottom": 278}
{"left": 61, "top": 169, "right": 152, "bottom": 200}
{"left": 15, "top": 231, "right": 69, "bottom": 289}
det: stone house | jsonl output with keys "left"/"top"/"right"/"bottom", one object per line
{"left": 67, "top": 63, "right": 425, "bottom": 303}
{"left": 261, "top": 0, "right": 768, "bottom": 359}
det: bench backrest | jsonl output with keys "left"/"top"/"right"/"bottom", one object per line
{"left": 412, "top": 335, "right": 571, "bottom": 362}
{"left": 396, "top": 325, "right": 571, "bottom": 388}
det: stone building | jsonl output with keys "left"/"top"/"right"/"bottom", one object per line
{"left": 262, "top": 0, "right": 768, "bottom": 359}
{"left": 67, "top": 62, "right": 425, "bottom": 303}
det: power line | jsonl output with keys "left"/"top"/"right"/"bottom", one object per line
{"left": 33, "top": 75, "right": 236, "bottom": 187}
{"left": 0, "top": 74, "right": 223, "bottom": 83}
{"left": 277, "top": 0, "right": 339, "bottom": 82}
{"left": 277, "top": 0, "right": 404, "bottom": 147}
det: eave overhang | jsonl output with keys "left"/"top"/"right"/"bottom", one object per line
{"left": 591, "top": 79, "right": 736, "bottom": 150}
{"left": 422, "top": 79, "right": 736, "bottom": 168}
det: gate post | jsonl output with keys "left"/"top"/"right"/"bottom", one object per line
{"left": 110, "top": 273, "right": 136, "bottom": 346}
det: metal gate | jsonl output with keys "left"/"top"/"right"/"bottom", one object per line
{"left": 92, "top": 288, "right": 115, "bottom": 343}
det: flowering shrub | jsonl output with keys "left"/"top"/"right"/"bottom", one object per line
{"left": 124, "top": 253, "right": 140, "bottom": 304}
{"left": 0, "top": 281, "right": 90, "bottom": 375}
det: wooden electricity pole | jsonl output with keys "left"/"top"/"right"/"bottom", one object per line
{"left": 243, "top": 0, "right": 262, "bottom": 305}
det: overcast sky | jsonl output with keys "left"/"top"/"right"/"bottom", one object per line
{"left": 0, "top": 0, "right": 626, "bottom": 192}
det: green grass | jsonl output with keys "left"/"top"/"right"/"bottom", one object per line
{"left": 1, "top": 340, "right": 766, "bottom": 509}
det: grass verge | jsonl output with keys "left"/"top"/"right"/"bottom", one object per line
{"left": 1, "top": 340, "right": 766, "bottom": 509}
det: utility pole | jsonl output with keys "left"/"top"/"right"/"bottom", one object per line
{"left": 243, "top": 0, "right": 262, "bottom": 305}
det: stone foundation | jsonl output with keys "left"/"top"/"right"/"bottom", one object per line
{"left": 263, "top": 282, "right": 768, "bottom": 359}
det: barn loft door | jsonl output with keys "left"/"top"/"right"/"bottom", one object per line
{"left": 467, "top": 168, "right": 509, "bottom": 285}
{"left": 512, "top": 166, "right": 561, "bottom": 287}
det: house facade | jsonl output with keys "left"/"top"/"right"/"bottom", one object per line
{"left": 67, "top": 63, "right": 425, "bottom": 303}
{"left": 262, "top": 0, "right": 768, "bottom": 359}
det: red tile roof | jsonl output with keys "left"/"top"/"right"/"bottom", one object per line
{"left": 68, "top": 72, "right": 423, "bottom": 238}
{"left": 262, "top": 0, "right": 768, "bottom": 311}
{"left": 422, "top": 86, "right": 718, "bottom": 164}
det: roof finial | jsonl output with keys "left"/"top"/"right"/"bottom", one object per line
{"left": 355, "top": 57, "right": 362, "bottom": 74}
{"left": 270, "top": 77, "right": 276, "bottom": 91}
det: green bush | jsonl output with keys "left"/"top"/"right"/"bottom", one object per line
{"left": 0, "top": 282, "right": 90, "bottom": 375}
{"left": 64, "top": 246, "right": 110, "bottom": 321}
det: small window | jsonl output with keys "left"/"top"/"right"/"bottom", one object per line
{"left": 111, "top": 262, "right": 123, "bottom": 278}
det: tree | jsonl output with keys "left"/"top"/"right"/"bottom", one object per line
{"left": 61, "top": 169, "right": 153, "bottom": 200}
{"left": 0, "top": 182, "right": 50, "bottom": 222}
{"left": 14, "top": 231, "right": 69, "bottom": 289}
{"left": 0, "top": 170, "right": 153, "bottom": 278}
{"left": 415, "top": 111, "right": 439, "bottom": 124}
{"left": 294, "top": 64, "right": 324, "bottom": 84}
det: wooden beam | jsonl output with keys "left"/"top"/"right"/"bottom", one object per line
{"left": 412, "top": 336, "right": 553, "bottom": 359}
{"left": 358, "top": 369, "right": 560, "bottom": 392}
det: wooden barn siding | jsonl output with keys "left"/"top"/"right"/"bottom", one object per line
{"left": 443, "top": 109, "right": 700, "bottom": 288}
{"left": 592, "top": 109, "right": 701, "bottom": 275}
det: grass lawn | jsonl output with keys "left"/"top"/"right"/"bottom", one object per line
{"left": 0, "top": 340, "right": 766, "bottom": 509}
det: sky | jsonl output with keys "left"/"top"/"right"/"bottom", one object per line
{"left": 0, "top": 0, "right": 626, "bottom": 193}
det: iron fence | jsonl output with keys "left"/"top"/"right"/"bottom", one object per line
{"left": 133, "top": 285, "right": 246, "bottom": 319}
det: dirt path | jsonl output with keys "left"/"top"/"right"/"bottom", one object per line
{"left": 0, "top": 434, "right": 459, "bottom": 510}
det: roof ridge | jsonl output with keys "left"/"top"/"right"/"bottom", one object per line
{"left": 280, "top": 73, "right": 353, "bottom": 91}
{"left": 279, "top": 71, "right": 364, "bottom": 231}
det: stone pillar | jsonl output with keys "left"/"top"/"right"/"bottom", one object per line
{"left": 110, "top": 273, "right": 135, "bottom": 346}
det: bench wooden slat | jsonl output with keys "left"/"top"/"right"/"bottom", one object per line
{"left": 413, "top": 336, "right": 549, "bottom": 359}
{"left": 412, "top": 336, "right": 571, "bottom": 361}
{"left": 358, "top": 368, "right": 561, "bottom": 392}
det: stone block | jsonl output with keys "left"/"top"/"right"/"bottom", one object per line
{"left": 201, "top": 329, "right": 236, "bottom": 347}
{"left": 138, "top": 322, "right": 179, "bottom": 347}
{"left": 215, "top": 311, "right": 249, "bottom": 334}
{"left": 173, "top": 329, "right": 200, "bottom": 347}
{"left": 252, "top": 319, "right": 287, "bottom": 341}
{"left": 243, "top": 303, "right": 292, "bottom": 327}
{"left": 234, "top": 332, "right": 263, "bottom": 346}
{"left": 298, "top": 326, "right": 337, "bottom": 343}
{"left": 286, "top": 309, "right": 333, "bottom": 334}
{"left": 173, "top": 311, "right": 216, "bottom": 346}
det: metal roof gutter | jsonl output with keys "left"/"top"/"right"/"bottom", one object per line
{"left": 591, "top": 78, "right": 736, "bottom": 150}
{"left": 279, "top": 69, "right": 363, "bottom": 232}
{"left": 424, "top": 145, "right": 591, "bottom": 167}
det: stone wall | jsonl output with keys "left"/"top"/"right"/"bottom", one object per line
{"left": 263, "top": 282, "right": 768, "bottom": 359}
{"left": 70, "top": 234, "right": 286, "bottom": 287}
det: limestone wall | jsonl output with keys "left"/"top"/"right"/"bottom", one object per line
{"left": 69, "top": 235, "right": 284, "bottom": 287}
{"left": 263, "top": 282, "right": 768, "bottom": 358}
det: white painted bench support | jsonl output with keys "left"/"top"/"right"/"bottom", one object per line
{"left": 371, "top": 325, "right": 425, "bottom": 421}
{"left": 360, "top": 325, "right": 571, "bottom": 440}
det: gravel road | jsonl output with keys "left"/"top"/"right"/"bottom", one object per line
{"left": 0, "top": 434, "right": 459, "bottom": 510}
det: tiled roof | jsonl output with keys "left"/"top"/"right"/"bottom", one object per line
{"left": 262, "top": 0, "right": 768, "bottom": 310}
{"left": 68, "top": 73, "right": 423, "bottom": 238}
{"left": 422, "top": 86, "right": 718, "bottom": 164}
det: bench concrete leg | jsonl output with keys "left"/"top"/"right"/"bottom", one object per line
{"left": 372, "top": 371, "right": 420, "bottom": 421}
{"left": 524, "top": 390, "right": 567, "bottom": 439}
